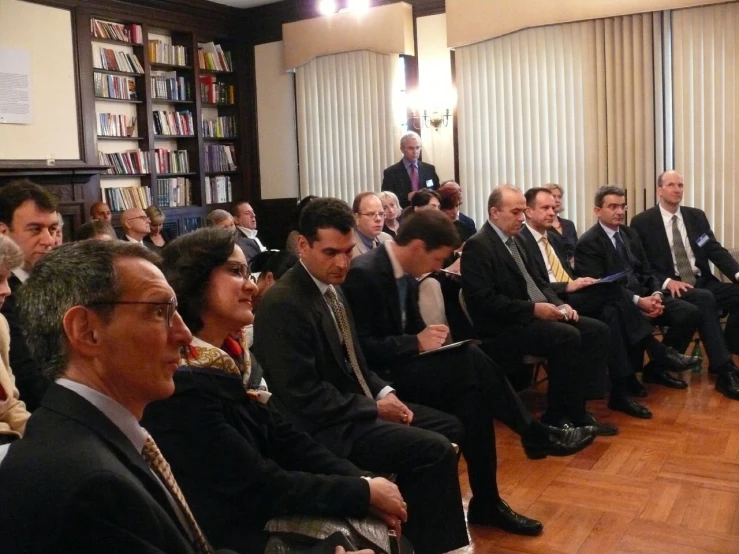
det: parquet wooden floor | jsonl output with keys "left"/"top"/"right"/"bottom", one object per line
{"left": 452, "top": 361, "right": 739, "bottom": 554}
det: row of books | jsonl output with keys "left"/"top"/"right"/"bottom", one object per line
{"left": 97, "top": 113, "right": 136, "bottom": 137}
{"left": 198, "top": 42, "right": 232, "bottom": 72}
{"left": 154, "top": 148, "right": 190, "bottom": 174}
{"left": 105, "top": 186, "right": 152, "bottom": 212}
{"left": 203, "top": 144, "right": 237, "bottom": 173}
{"left": 153, "top": 110, "right": 195, "bottom": 136}
{"left": 204, "top": 175, "right": 233, "bottom": 204}
{"left": 98, "top": 150, "right": 150, "bottom": 175}
{"left": 149, "top": 41, "right": 188, "bottom": 66}
{"left": 151, "top": 74, "right": 191, "bottom": 101}
{"left": 94, "top": 74, "right": 137, "bottom": 100}
{"left": 94, "top": 47, "right": 144, "bottom": 74}
{"left": 157, "top": 177, "right": 193, "bottom": 207}
{"left": 202, "top": 116, "right": 237, "bottom": 138}
{"left": 199, "top": 76, "right": 235, "bottom": 105}
{"left": 91, "top": 18, "right": 143, "bottom": 45}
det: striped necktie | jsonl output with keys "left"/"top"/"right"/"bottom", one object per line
{"left": 142, "top": 436, "right": 212, "bottom": 554}
{"left": 541, "top": 235, "right": 571, "bottom": 283}
{"left": 671, "top": 215, "right": 696, "bottom": 285}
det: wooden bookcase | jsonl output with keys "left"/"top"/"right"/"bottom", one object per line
{"left": 87, "top": 15, "right": 245, "bottom": 234}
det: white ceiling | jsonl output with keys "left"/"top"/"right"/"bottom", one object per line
{"left": 208, "top": 0, "right": 284, "bottom": 7}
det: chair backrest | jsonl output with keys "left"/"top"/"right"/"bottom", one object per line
{"left": 458, "top": 288, "right": 473, "bottom": 326}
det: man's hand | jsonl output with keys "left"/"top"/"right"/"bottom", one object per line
{"left": 533, "top": 303, "right": 566, "bottom": 321}
{"left": 367, "top": 477, "right": 407, "bottom": 534}
{"left": 560, "top": 304, "right": 579, "bottom": 322}
{"left": 417, "top": 324, "right": 449, "bottom": 352}
{"left": 665, "top": 279, "right": 693, "bottom": 297}
{"left": 565, "top": 277, "right": 597, "bottom": 292}
{"left": 335, "top": 548, "right": 375, "bottom": 554}
{"left": 637, "top": 296, "right": 664, "bottom": 318}
{"left": 377, "top": 393, "right": 414, "bottom": 425}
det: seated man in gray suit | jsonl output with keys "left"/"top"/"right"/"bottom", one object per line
{"left": 351, "top": 192, "right": 393, "bottom": 258}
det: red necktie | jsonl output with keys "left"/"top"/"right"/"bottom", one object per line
{"left": 410, "top": 164, "right": 419, "bottom": 192}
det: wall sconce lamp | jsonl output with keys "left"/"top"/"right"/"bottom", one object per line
{"left": 410, "top": 108, "right": 452, "bottom": 131}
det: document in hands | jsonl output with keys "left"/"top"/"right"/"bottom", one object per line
{"left": 595, "top": 270, "right": 630, "bottom": 284}
{"left": 416, "top": 339, "right": 481, "bottom": 357}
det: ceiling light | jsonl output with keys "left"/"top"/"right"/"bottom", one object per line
{"left": 346, "top": 0, "right": 370, "bottom": 11}
{"left": 318, "top": 0, "right": 338, "bottom": 15}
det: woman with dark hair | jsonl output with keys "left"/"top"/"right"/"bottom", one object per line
{"left": 142, "top": 228, "right": 405, "bottom": 554}
{"left": 437, "top": 182, "right": 476, "bottom": 242}
{"left": 400, "top": 189, "right": 441, "bottom": 221}
{"left": 285, "top": 195, "right": 317, "bottom": 254}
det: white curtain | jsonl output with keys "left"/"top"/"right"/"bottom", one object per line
{"left": 455, "top": 15, "right": 660, "bottom": 231}
{"left": 672, "top": 2, "right": 739, "bottom": 248}
{"left": 295, "top": 50, "right": 401, "bottom": 201}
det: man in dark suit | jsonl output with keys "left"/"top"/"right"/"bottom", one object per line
{"left": 231, "top": 201, "right": 267, "bottom": 262}
{"left": 0, "top": 180, "right": 59, "bottom": 411}
{"left": 0, "top": 240, "right": 231, "bottom": 554}
{"left": 342, "top": 209, "right": 595, "bottom": 535}
{"left": 381, "top": 131, "right": 440, "bottom": 208}
{"left": 253, "top": 198, "right": 469, "bottom": 554}
{"left": 575, "top": 185, "right": 739, "bottom": 399}
{"left": 631, "top": 170, "right": 739, "bottom": 379}
{"left": 461, "top": 185, "right": 615, "bottom": 434}
{"left": 519, "top": 188, "right": 699, "bottom": 419}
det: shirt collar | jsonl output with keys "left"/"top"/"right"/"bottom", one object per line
{"left": 125, "top": 235, "right": 143, "bottom": 244}
{"left": 659, "top": 204, "right": 682, "bottom": 225}
{"left": 488, "top": 220, "right": 511, "bottom": 244}
{"left": 300, "top": 260, "right": 330, "bottom": 296}
{"left": 598, "top": 221, "right": 619, "bottom": 239}
{"left": 355, "top": 229, "right": 378, "bottom": 250}
{"left": 237, "top": 226, "right": 258, "bottom": 239}
{"left": 384, "top": 242, "right": 406, "bottom": 280}
{"left": 402, "top": 159, "right": 417, "bottom": 170}
{"left": 11, "top": 267, "right": 30, "bottom": 283}
{"left": 525, "top": 223, "right": 545, "bottom": 243}
{"left": 56, "top": 378, "right": 148, "bottom": 454}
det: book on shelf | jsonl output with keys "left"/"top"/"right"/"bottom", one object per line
{"left": 199, "top": 75, "right": 235, "bottom": 105}
{"left": 148, "top": 41, "right": 188, "bottom": 66}
{"left": 98, "top": 149, "right": 150, "bottom": 175}
{"left": 204, "top": 143, "right": 237, "bottom": 172}
{"left": 152, "top": 110, "right": 194, "bottom": 136}
{"left": 97, "top": 114, "right": 137, "bottom": 137}
{"left": 154, "top": 148, "right": 190, "bottom": 174}
{"left": 105, "top": 186, "right": 152, "bottom": 212}
{"left": 204, "top": 175, "right": 232, "bottom": 204}
{"left": 198, "top": 42, "right": 233, "bottom": 72}
{"left": 156, "top": 177, "right": 192, "bottom": 207}
{"left": 93, "top": 46, "right": 144, "bottom": 74}
{"left": 202, "top": 115, "right": 237, "bottom": 138}
{"left": 91, "top": 18, "right": 143, "bottom": 45}
{"left": 94, "top": 74, "right": 138, "bottom": 100}
{"left": 151, "top": 72, "right": 191, "bottom": 101}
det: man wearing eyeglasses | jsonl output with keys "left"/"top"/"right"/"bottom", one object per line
{"left": 120, "top": 207, "right": 151, "bottom": 245}
{"left": 231, "top": 202, "right": 267, "bottom": 262}
{"left": 351, "top": 192, "right": 393, "bottom": 258}
{"left": 0, "top": 240, "right": 239, "bottom": 553}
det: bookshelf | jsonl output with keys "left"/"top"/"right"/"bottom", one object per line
{"left": 88, "top": 16, "right": 245, "bottom": 229}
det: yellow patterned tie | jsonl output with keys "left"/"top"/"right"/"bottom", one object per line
{"left": 541, "top": 235, "right": 571, "bottom": 283}
{"left": 142, "top": 436, "right": 212, "bottom": 554}
{"left": 324, "top": 285, "right": 373, "bottom": 398}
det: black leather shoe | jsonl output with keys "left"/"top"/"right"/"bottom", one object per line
{"left": 716, "top": 371, "right": 739, "bottom": 400}
{"left": 626, "top": 376, "right": 648, "bottom": 398}
{"left": 608, "top": 394, "right": 653, "bottom": 419}
{"left": 642, "top": 367, "right": 688, "bottom": 389}
{"left": 571, "top": 412, "right": 618, "bottom": 436}
{"left": 659, "top": 347, "right": 701, "bottom": 372}
{"left": 540, "top": 412, "right": 574, "bottom": 430}
{"left": 521, "top": 425, "right": 595, "bottom": 460}
{"left": 467, "top": 497, "right": 543, "bottom": 536}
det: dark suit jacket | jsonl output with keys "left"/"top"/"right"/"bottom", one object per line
{"left": 519, "top": 225, "right": 574, "bottom": 298}
{"left": 0, "top": 383, "right": 197, "bottom": 553}
{"left": 381, "top": 160, "right": 440, "bottom": 208}
{"left": 630, "top": 205, "right": 739, "bottom": 285}
{"left": 455, "top": 213, "right": 477, "bottom": 242}
{"left": 235, "top": 228, "right": 265, "bottom": 262}
{"left": 550, "top": 217, "right": 578, "bottom": 261}
{"left": 343, "top": 245, "right": 425, "bottom": 378}
{"left": 460, "top": 222, "right": 562, "bottom": 339}
{"left": 575, "top": 222, "right": 662, "bottom": 295}
{"left": 0, "top": 275, "right": 49, "bottom": 411}
{"left": 253, "top": 263, "right": 390, "bottom": 456}
{"left": 143, "top": 367, "right": 369, "bottom": 554}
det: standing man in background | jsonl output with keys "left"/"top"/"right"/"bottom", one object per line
{"left": 382, "top": 131, "right": 440, "bottom": 208}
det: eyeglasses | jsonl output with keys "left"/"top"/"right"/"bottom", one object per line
{"left": 224, "top": 262, "right": 255, "bottom": 282}
{"left": 129, "top": 215, "right": 150, "bottom": 222}
{"left": 359, "top": 212, "right": 386, "bottom": 219}
{"left": 87, "top": 296, "right": 178, "bottom": 327}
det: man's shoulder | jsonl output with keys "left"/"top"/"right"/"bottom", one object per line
{"left": 384, "top": 160, "right": 404, "bottom": 174}
{"left": 419, "top": 160, "right": 436, "bottom": 171}
{"left": 630, "top": 206, "right": 659, "bottom": 227}
{"left": 681, "top": 205, "right": 709, "bottom": 223}
{"left": 578, "top": 223, "right": 603, "bottom": 242}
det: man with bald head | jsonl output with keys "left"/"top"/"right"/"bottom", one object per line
{"left": 90, "top": 202, "right": 112, "bottom": 223}
{"left": 631, "top": 171, "right": 739, "bottom": 383}
{"left": 461, "top": 185, "right": 615, "bottom": 434}
{"left": 120, "top": 208, "right": 150, "bottom": 244}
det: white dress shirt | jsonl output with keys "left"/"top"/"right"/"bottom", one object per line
{"left": 525, "top": 224, "right": 557, "bottom": 283}
{"left": 11, "top": 268, "right": 30, "bottom": 284}
{"left": 658, "top": 204, "right": 700, "bottom": 288}
{"left": 237, "top": 226, "right": 267, "bottom": 252}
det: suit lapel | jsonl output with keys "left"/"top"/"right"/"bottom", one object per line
{"left": 647, "top": 208, "right": 673, "bottom": 270}
{"left": 520, "top": 227, "right": 548, "bottom": 279}
{"left": 547, "top": 230, "right": 575, "bottom": 278}
{"left": 484, "top": 223, "right": 523, "bottom": 279}
{"left": 681, "top": 209, "right": 702, "bottom": 253}
{"left": 375, "top": 248, "right": 403, "bottom": 332}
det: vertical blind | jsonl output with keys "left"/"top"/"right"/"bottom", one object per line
{"left": 295, "top": 50, "right": 401, "bottom": 201}
{"left": 672, "top": 2, "right": 739, "bottom": 248}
